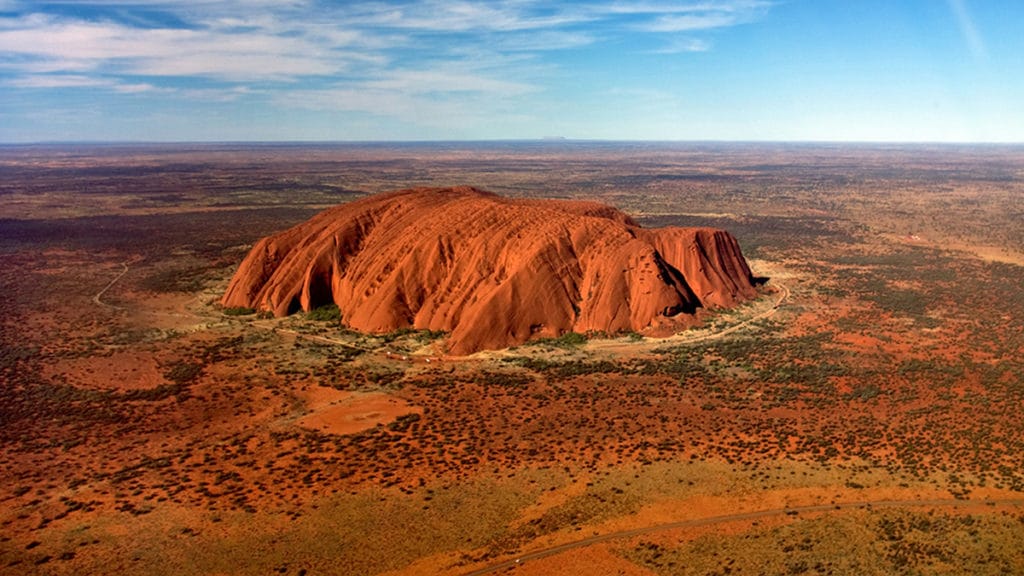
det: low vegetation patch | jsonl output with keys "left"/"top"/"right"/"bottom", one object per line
{"left": 306, "top": 303, "right": 341, "bottom": 322}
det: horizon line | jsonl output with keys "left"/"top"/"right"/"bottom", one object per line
{"left": 2, "top": 138, "right": 1023, "bottom": 147}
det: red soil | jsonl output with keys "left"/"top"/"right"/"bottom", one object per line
{"left": 296, "top": 387, "right": 421, "bottom": 435}
{"left": 42, "top": 351, "right": 165, "bottom": 391}
{"left": 222, "top": 187, "right": 757, "bottom": 354}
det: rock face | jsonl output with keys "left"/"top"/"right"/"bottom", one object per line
{"left": 221, "top": 187, "right": 758, "bottom": 355}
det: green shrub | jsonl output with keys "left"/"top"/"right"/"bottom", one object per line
{"left": 531, "top": 331, "right": 588, "bottom": 348}
{"left": 415, "top": 329, "right": 446, "bottom": 342}
{"left": 307, "top": 303, "right": 341, "bottom": 322}
{"left": 164, "top": 362, "right": 203, "bottom": 385}
{"left": 381, "top": 326, "right": 416, "bottom": 342}
{"left": 558, "top": 331, "right": 587, "bottom": 346}
{"left": 223, "top": 306, "right": 256, "bottom": 316}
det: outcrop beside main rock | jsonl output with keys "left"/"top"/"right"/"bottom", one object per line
{"left": 221, "top": 186, "right": 758, "bottom": 354}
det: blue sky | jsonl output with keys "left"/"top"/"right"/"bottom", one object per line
{"left": 0, "top": 0, "right": 1021, "bottom": 142}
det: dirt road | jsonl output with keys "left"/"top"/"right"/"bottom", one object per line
{"left": 92, "top": 260, "right": 129, "bottom": 309}
{"left": 462, "top": 496, "right": 1024, "bottom": 575}
{"left": 668, "top": 280, "right": 790, "bottom": 345}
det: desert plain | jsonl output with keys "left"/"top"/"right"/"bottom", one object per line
{"left": 1, "top": 142, "right": 1023, "bottom": 575}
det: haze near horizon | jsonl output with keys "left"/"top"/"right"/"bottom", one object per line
{"left": 1, "top": 0, "right": 1022, "bottom": 143}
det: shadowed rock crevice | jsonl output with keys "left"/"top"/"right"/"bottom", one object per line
{"left": 222, "top": 187, "right": 758, "bottom": 354}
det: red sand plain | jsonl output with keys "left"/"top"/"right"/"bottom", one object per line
{"left": 2, "top": 224, "right": 1022, "bottom": 576}
{"left": 2, "top": 144, "right": 1023, "bottom": 575}
{"left": 296, "top": 388, "right": 421, "bottom": 435}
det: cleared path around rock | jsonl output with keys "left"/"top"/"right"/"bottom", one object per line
{"left": 584, "top": 279, "right": 789, "bottom": 357}
{"left": 670, "top": 279, "right": 790, "bottom": 345}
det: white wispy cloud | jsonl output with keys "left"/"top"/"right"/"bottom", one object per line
{"left": 648, "top": 37, "right": 712, "bottom": 54}
{"left": 7, "top": 73, "right": 160, "bottom": 92}
{"left": 363, "top": 69, "right": 536, "bottom": 95}
{"left": 114, "top": 82, "right": 160, "bottom": 93}
{"left": 278, "top": 84, "right": 535, "bottom": 135}
{"left": 0, "top": 1, "right": 770, "bottom": 86}
{"left": 946, "top": 0, "right": 987, "bottom": 61}
{"left": 489, "top": 30, "right": 596, "bottom": 52}
{"left": 348, "top": 1, "right": 771, "bottom": 34}
{"left": 7, "top": 74, "right": 109, "bottom": 88}
{"left": 600, "top": 1, "right": 771, "bottom": 15}
{"left": 344, "top": 1, "right": 591, "bottom": 33}
{"left": 645, "top": 13, "right": 737, "bottom": 32}
{"left": 599, "top": 1, "right": 770, "bottom": 32}
{"left": 180, "top": 85, "right": 255, "bottom": 102}
{"left": 0, "top": 12, "right": 361, "bottom": 81}
{"left": 275, "top": 62, "right": 540, "bottom": 130}
{"left": 0, "top": 0, "right": 774, "bottom": 136}
{"left": 7, "top": 0, "right": 310, "bottom": 13}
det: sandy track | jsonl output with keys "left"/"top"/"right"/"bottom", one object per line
{"left": 666, "top": 280, "right": 790, "bottom": 345}
{"left": 584, "top": 280, "right": 789, "bottom": 357}
{"left": 92, "top": 260, "right": 130, "bottom": 310}
{"left": 94, "top": 255, "right": 789, "bottom": 361}
{"left": 462, "top": 496, "right": 1024, "bottom": 575}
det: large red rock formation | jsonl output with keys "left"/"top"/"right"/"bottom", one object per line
{"left": 221, "top": 187, "right": 758, "bottom": 355}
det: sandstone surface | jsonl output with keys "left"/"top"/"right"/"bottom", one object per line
{"left": 221, "top": 187, "right": 758, "bottom": 354}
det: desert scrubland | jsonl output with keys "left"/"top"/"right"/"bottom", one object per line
{"left": 1, "top": 142, "right": 1022, "bottom": 575}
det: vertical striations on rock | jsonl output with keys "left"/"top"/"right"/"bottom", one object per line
{"left": 221, "top": 187, "right": 759, "bottom": 354}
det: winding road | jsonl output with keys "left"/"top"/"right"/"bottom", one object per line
{"left": 92, "top": 260, "right": 130, "bottom": 310}
{"left": 462, "top": 496, "right": 1024, "bottom": 575}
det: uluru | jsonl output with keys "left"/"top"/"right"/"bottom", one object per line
{"left": 221, "top": 186, "right": 758, "bottom": 354}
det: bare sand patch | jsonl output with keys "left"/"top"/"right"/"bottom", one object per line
{"left": 296, "top": 387, "right": 421, "bottom": 435}
{"left": 504, "top": 545, "right": 657, "bottom": 576}
{"left": 43, "top": 350, "right": 165, "bottom": 391}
